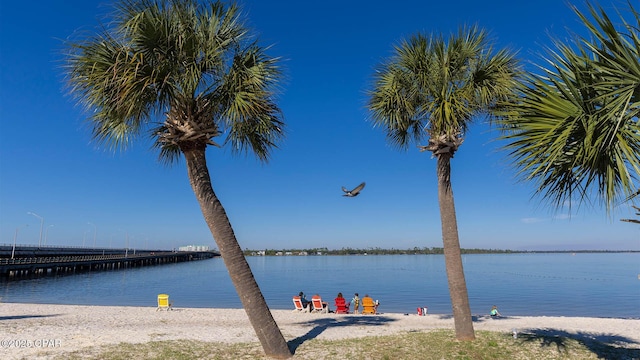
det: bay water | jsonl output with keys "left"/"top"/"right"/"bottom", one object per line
{"left": 1, "top": 253, "right": 638, "bottom": 318}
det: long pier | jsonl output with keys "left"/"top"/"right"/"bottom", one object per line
{"left": 0, "top": 245, "right": 220, "bottom": 279}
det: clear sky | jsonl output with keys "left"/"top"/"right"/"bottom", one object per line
{"left": 0, "top": 0, "right": 638, "bottom": 251}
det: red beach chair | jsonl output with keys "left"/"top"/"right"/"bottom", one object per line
{"left": 334, "top": 297, "right": 350, "bottom": 314}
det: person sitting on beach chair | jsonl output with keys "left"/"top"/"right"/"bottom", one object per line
{"left": 361, "top": 294, "right": 378, "bottom": 314}
{"left": 292, "top": 295, "right": 309, "bottom": 312}
{"left": 334, "top": 292, "right": 350, "bottom": 314}
{"left": 311, "top": 294, "right": 329, "bottom": 313}
{"left": 297, "top": 292, "right": 310, "bottom": 309}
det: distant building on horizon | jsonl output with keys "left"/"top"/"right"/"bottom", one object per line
{"left": 178, "top": 245, "right": 210, "bottom": 252}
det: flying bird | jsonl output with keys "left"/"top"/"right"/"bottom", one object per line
{"left": 342, "top": 182, "right": 366, "bottom": 197}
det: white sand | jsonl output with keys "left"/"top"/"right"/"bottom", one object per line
{"left": 1, "top": 303, "right": 638, "bottom": 359}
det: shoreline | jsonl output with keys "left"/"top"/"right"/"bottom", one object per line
{"left": 2, "top": 303, "right": 639, "bottom": 359}
{"left": 4, "top": 300, "right": 639, "bottom": 320}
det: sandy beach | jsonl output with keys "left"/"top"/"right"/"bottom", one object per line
{"left": 1, "top": 303, "right": 638, "bottom": 359}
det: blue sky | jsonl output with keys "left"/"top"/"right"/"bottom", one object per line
{"left": 0, "top": 0, "right": 638, "bottom": 251}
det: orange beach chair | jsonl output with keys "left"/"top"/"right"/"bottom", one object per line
{"left": 292, "top": 296, "right": 309, "bottom": 312}
{"left": 311, "top": 295, "right": 329, "bottom": 313}
{"left": 361, "top": 295, "right": 377, "bottom": 315}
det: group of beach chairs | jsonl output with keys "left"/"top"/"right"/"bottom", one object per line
{"left": 292, "top": 294, "right": 378, "bottom": 314}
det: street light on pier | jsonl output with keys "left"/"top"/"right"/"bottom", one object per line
{"left": 12, "top": 225, "right": 28, "bottom": 260}
{"left": 27, "top": 212, "right": 44, "bottom": 247}
{"left": 88, "top": 222, "right": 97, "bottom": 248}
{"left": 83, "top": 230, "right": 90, "bottom": 247}
{"left": 44, "top": 224, "right": 54, "bottom": 246}
{"left": 118, "top": 229, "right": 129, "bottom": 257}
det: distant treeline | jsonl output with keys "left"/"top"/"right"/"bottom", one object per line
{"left": 242, "top": 247, "right": 638, "bottom": 256}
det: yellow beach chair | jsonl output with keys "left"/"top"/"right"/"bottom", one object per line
{"left": 157, "top": 294, "right": 172, "bottom": 311}
{"left": 362, "top": 295, "right": 377, "bottom": 314}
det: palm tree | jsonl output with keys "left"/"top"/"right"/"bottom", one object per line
{"left": 367, "top": 26, "right": 521, "bottom": 340}
{"left": 65, "top": 0, "right": 291, "bottom": 357}
{"left": 498, "top": 2, "right": 640, "bottom": 215}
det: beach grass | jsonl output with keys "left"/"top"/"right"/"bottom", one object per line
{"left": 51, "top": 329, "right": 639, "bottom": 360}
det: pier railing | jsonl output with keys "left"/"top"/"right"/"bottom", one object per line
{"left": 0, "top": 247, "right": 219, "bottom": 278}
{"left": 0, "top": 253, "right": 175, "bottom": 265}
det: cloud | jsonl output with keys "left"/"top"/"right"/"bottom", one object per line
{"left": 521, "top": 217, "right": 545, "bottom": 224}
{"left": 520, "top": 213, "right": 569, "bottom": 223}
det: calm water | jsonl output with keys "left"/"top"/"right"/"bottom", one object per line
{"left": 1, "top": 253, "right": 638, "bottom": 318}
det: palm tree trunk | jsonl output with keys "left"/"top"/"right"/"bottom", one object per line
{"left": 436, "top": 154, "right": 475, "bottom": 340}
{"left": 183, "top": 146, "right": 292, "bottom": 359}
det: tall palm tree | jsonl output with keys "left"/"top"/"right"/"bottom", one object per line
{"left": 367, "top": 26, "right": 521, "bottom": 340}
{"left": 65, "top": 0, "right": 292, "bottom": 357}
{"left": 498, "top": 2, "right": 640, "bottom": 215}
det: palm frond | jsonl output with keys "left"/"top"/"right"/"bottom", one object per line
{"left": 209, "top": 42, "right": 284, "bottom": 161}
{"left": 367, "top": 26, "right": 521, "bottom": 153}
{"left": 65, "top": 0, "right": 284, "bottom": 164}
{"left": 498, "top": 1, "right": 640, "bottom": 214}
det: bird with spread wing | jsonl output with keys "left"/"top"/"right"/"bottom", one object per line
{"left": 342, "top": 182, "right": 366, "bottom": 197}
